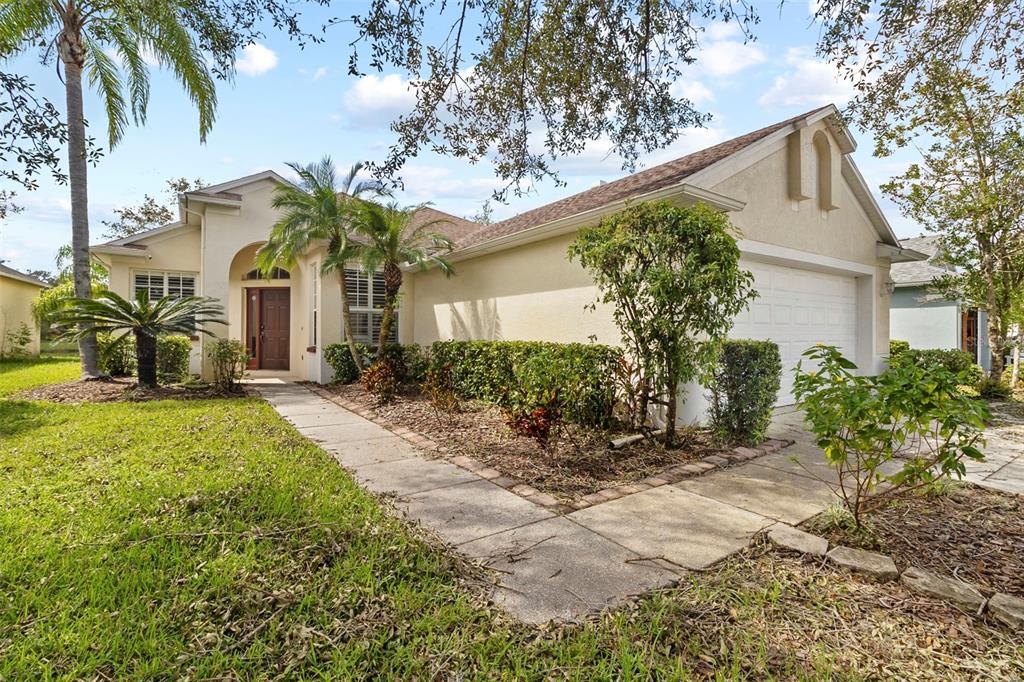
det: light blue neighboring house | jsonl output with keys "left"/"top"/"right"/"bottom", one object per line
{"left": 889, "top": 236, "right": 991, "bottom": 371}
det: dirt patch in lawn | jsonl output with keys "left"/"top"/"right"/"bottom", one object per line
{"left": 15, "top": 377, "right": 246, "bottom": 403}
{"left": 323, "top": 384, "right": 727, "bottom": 501}
{"left": 807, "top": 484, "right": 1024, "bottom": 597}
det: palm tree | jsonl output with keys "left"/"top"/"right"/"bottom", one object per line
{"left": 257, "top": 158, "right": 384, "bottom": 372}
{"left": 353, "top": 201, "right": 455, "bottom": 355}
{"left": 56, "top": 291, "right": 225, "bottom": 388}
{"left": 1, "top": 1, "right": 218, "bottom": 379}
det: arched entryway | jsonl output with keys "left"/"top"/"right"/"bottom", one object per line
{"left": 229, "top": 244, "right": 292, "bottom": 370}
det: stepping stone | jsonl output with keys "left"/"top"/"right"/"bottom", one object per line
{"left": 768, "top": 524, "right": 828, "bottom": 557}
{"left": 825, "top": 546, "right": 898, "bottom": 582}
{"left": 353, "top": 456, "right": 478, "bottom": 496}
{"left": 568, "top": 486, "right": 772, "bottom": 570}
{"left": 988, "top": 593, "right": 1024, "bottom": 630}
{"left": 900, "top": 566, "right": 985, "bottom": 612}
{"left": 460, "top": 516, "right": 677, "bottom": 624}
{"left": 675, "top": 464, "right": 838, "bottom": 525}
{"left": 324, "top": 435, "right": 420, "bottom": 468}
{"left": 398, "top": 479, "right": 553, "bottom": 545}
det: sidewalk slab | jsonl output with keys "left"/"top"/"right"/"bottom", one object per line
{"left": 284, "top": 409, "right": 368, "bottom": 429}
{"left": 321, "top": 436, "right": 421, "bottom": 469}
{"left": 297, "top": 421, "right": 394, "bottom": 444}
{"left": 353, "top": 456, "right": 479, "bottom": 496}
{"left": 397, "top": 479, "right": 553, "bottom": 545}
{"left": 460, "top": 516, "right": 678, "bottom": 624}
{"left": 569, "top": 486, "right": 773, "bottom": 570}
{"left": 675, "top": 463, "right": 838, "bottom": 524}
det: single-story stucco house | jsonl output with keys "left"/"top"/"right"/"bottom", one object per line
{"left": 91, "top": 104, "right": 922, "bottom": 421}
{"left": 0, "top": 263, "right": 46, "bottom": 356}
{"left": 889, "top": 235, "right": 992, "bottom": 371}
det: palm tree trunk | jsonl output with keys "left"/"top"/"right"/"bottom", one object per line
{"left": 62, "top": 35, "right": 100, "bottom": 378}
{"left": 378, "top": 262, "right": 402, "bottom": 356}
{"left": 135, "top": 331, "right": 158, "bottom": 388}
{"left": 338, "top": 273, "right": 363, "bottom": 373}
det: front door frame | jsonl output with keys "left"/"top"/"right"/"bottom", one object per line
{"left": 244, "top": 287, "right": 291, "bottom": 370}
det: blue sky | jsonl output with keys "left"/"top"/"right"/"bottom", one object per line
{"left": 0, "top": 1, "right": 919, "bottom": 274}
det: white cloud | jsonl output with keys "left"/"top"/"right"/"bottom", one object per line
{"left": 671, "top": 79, "right": 714, "bottom": 105}
{"left": 696, "top": 39, "right": 766, "bottom": 77}
{"left": 313, "top": 66, "right": 328, "bottom": 81}
{"left": 395, "top": 165, "right": 503, "bottom": 201}
{"left": 706, "top": 21, "right": 743, "bottom": 41}
{"left": 758, "top": 48, "right": 856, "bottom": 109}
{"left": 343, "top": 74, "right": 417, "bottom": 127}
{"left": 235, "top": 43, "right": 278, "bottom": 77}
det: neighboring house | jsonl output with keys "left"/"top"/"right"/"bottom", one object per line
{"left": 0, "top": 263, "right": 47, "bottom": 356}
{"left": 889, "top": 235, "right": 991, "bottom": 371}
{"left": 92, "top": 104, "right": 920, "bottom": 420}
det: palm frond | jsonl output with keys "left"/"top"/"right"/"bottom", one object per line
{"left": 0, "top": 0, "right": 55, "bottom": 48}
{"left": 83, "top": 37, "right": 128, "bottom": 147}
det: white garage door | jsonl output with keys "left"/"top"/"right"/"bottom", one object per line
{"left": 730, "top": 260, "right": 859, "bottom": 405}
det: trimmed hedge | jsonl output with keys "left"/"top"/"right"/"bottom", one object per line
{"left": 707, "top": 339, "right": 782, "bottom": 446}
{"left": 892, "top": 348, "right": 984, "bottom": 384}
{"left": 889, "top": 339, "right": 910, "bottom": 359}
{"left": 429, "top": 340, "right": 621, "bottom": 426}
{"left": 97, "top": 333, "right": 193, "bottom": 383}
{"left": 323, "top": 343, "right": 428, "bottom": 385}
{"left": 156, "top": 335, "right": 192, "bottom": 384}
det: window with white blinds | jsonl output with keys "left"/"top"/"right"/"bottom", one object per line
{"left": 133, "top": 271, "right": 197, "bottom": 301}
{"left": 343, "top": 268, "right": 397, "bottom": 344}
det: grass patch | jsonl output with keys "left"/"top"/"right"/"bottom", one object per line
{"left": 1, "top": 391, "right": 1019, "bottom": 678}
{"left": 0, "top": 357, "right": 79, "bottom": 397}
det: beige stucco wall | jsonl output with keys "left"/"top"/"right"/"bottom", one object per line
{"left": 0, "top": 275, "right": 43, "bottom": 356}
{"left": 410, "top": 127, "right": 892, "bottom": 355}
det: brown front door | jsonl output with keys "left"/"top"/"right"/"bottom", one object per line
{"left": 245, "top": 288, "right": 290, "bottom": 370}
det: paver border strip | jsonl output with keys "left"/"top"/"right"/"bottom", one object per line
{"left": 304, "top": 384, "right": 794, "bottom": 515}
{"left": 769, "top": 523, "right": 1023, "bottom": 629}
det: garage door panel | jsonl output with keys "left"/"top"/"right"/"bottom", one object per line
{"left": 731, "top": 260, "right": 859, "bottom": 406}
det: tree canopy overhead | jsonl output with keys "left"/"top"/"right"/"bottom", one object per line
{"left": 812, "top": 0, "right": 1024, "bottom": 141}
{"left": 342, "top": 0, "right": 758, "bottom": 195}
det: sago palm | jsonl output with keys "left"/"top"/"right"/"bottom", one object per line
{"left": 56, "top": 291, "right": 225, "bottom": 388}
{"left": 0, "top": 0, "right": 219, "bottom": 379}
{"left": 257, "top": 157, "right": 383, "bottom": 373}
{"left": 354, "top": 201, "right": 455, "bottom": 355}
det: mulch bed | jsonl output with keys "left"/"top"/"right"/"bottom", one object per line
{"left": 808, "top": 484, "right": 1024, "bottom": 597}
{"left": 323, "top": 384, "right": 728, "bottom": 501}
{"left": 15, "top": 377, "right": 246, "bottom": 403}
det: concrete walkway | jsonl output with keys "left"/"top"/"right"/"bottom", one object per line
{"left": 963, "top": 403, "right": 1024, "bottom": 495}
{"left": 257, "top": 381, "right": 850, "bottom": 624}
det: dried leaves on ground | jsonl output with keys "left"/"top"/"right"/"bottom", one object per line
{"left": 15, "top": 377, "right": 245, "bottom": 403}
{"left": 809, "top": 484, "right": 1024, "bottom": 597}
{"left": 326, "top": 384, "right": 725, "bottom": 500}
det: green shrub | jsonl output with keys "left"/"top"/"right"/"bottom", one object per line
{"left": 323, "top": 342, "right": 425, "bottom": 385}
{"left": 429, "top": 340, "right": 620, "bottom": 427}
{"left": 888, "top": 339, "right": 910, "bottom": 358}
{"left": 707, "top": 339, "right": 782, "bottom": 446}
{"left": 361, "top": 358, "right": 401, "bottom": 402}
{"left": 155, "top": 335, "right": 192, "bottom": 384}
{"left": 794, "top": 344, "right": 989, "bottom": 528}
{"left": 975, "top": 377, "right": 1012, "bottom": 400}
{"left": 208, "top": 339, "right": 249, "bottom": 389}
{"left": 421, "top": 362, "right": 460, "bottom": 415}
{"left": 97, "top": 333, "right": 137, "bottom": 376}
{"left": 891, "top": 348, "right": 983, "bottom": 384}
{"left": 1, "top": 322, "right": 33, "bottom": 359}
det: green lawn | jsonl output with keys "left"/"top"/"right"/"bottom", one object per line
{"left": 1, "top": 363, "right": 1019, "bottom": 680}
{"left": 0, "top": 356, "right": 79, "bottom": 397}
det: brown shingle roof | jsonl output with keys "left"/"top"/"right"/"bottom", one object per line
{"left": 409, "top": 206, "right": 482, "bottom": 242}
{"left": 456, "top": 106, "right": 832, "bottom": 251}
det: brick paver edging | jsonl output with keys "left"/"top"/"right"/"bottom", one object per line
{"left": 769, "top": 526, "right": 1024, "bottom": 629}
{"left": 307, "top": 385, "right": 793, "bottom": 516}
